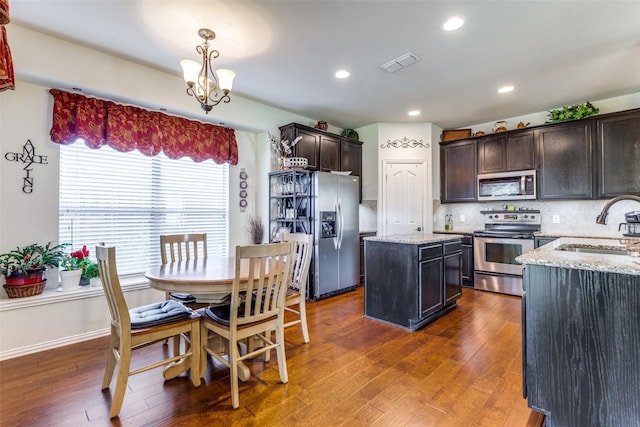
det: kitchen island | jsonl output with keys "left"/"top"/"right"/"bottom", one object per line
{"left": 364, "top": 233, "right": 463, "bottom": 331}
{"left": 517, "top": 237, "right": 640, "bottom": 427}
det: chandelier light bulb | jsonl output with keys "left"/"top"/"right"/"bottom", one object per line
{"left": 180, "top": 60, "right": 201, "bottom": 85}
{"left": 216, "top": 69, "right": 236, "bottom": 91}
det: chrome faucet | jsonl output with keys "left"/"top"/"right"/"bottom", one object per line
{"left": 596, "top": 195, "right": 640, "bottom": 224}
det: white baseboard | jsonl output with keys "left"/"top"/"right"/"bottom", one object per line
{"left": 0, "top": 328, "right": 110, "bottom": 361}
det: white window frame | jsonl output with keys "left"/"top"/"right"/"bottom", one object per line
{"left": 59, "top": 142, "right": 229, "bottom": 278}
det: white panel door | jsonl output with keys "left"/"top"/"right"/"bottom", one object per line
{"left": 383, "top": 161, "right": 425, "bottom": 235}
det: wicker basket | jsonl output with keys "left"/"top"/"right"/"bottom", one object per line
{"left": 283, "top": 157, "right": 308, "bottom": 169}
{"left": 3, "top": 280, "right": 47, "bottom": 298}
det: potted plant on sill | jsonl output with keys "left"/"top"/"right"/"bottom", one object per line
{"left": 0, "top": 242, "right": 68, "bottom": 298}
{"left": 81, "top": 260, "right": 100, "bottom": 287}
{"left": 59, "top": 245, "right": 97, "bottom": 291}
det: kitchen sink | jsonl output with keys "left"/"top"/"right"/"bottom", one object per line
{"left": 555, "top": 244, "right": 630, "bottom": 256}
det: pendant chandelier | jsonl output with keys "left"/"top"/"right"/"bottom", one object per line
{"left": 180, "top": 28, "right": 236, "bottom": 114}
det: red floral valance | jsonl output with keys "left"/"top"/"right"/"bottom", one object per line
{"left": 49, "top": 89, "right": 238, "bottom": 164}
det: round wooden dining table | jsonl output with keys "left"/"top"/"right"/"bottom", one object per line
{"left": 145, "top": 257, "right": 251, "bottom": 297}
{"left": 145, "top": 257, "right": 258, "bottom": 381}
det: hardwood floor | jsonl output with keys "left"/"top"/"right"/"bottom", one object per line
{"left": 0, "top": 287, "right": 544, "bottom": 426}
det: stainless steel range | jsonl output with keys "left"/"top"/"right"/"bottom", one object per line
{"left": 473, "top": 209, "right": 541, "bottom": 296}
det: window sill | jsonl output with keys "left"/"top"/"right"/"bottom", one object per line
{"left": 0, "top": 275, "right": 150, "bottom": 312}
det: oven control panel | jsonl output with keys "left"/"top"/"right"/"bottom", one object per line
{"left": 480, "top": 209, "right": 541, "bottom": 225}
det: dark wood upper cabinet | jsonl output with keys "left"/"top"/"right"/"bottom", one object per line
{"left": 477, "top": 135, "right": 506, "bottom": 174}
{"left": 478, "top": 130, "right": 535, "bottom": 174}
{"left": 319, "top": 134, "right": 340, "bottom": 172}
{"left": 439, "top": 107, "right": 640, "bottom": 204}
{"left": 506, "top": 131, "right": 536, "bottom": 171}
{"left": 341, "top": 139, "right": 363, "bottom": 201}
{"left": 536, "top": 121, "right": 594, "bottom": 200}
{"left": 279, "top": 123, "right": 363, "bottom": 199}
{"left": 595, "top": 109, "right": 640, "bottom": 198}
{"left": 440, "top": 139, "right": 477, "bottom": 203}
{"left": 280, "top": 125, "right": 320, "bottom": 171}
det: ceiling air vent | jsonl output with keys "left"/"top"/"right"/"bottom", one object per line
{"left": 380, "top": 52, "right": 421, "bottom": 73}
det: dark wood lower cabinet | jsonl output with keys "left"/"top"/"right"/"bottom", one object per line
{"left": 461, "top": 234, "right": 474, "bottom": 288}
{"left": 364, "top": 238, "right": 462, "bottom": 331}
{"left": 419, "top": 253, "right": 444, "bottom": 318}
{"left": 359, "top": 232, "right": 376, "bottom": 285}
{"left": 534, "top": 236, "right": 558, "bottom": 248}
{"left": 444, "top": 242, "right": 462, "bottom": 305}
{"left": 523, "top": 265, "right": 640, "bottom": 425}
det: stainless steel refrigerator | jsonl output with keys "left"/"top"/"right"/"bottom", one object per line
{"left": 311, "top": 171, "right": 360, "bottom": 299}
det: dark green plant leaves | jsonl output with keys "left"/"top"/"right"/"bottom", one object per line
{"left": 548, "top": 102, "right": 599, "bottom": 122}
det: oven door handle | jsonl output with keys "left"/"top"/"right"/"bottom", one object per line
{"left": 474, "top": 233, "right": 533, "bottom": 239}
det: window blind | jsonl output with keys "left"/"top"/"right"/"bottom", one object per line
{"left": 59, "top": 142, "right": 229, "bottom": 276}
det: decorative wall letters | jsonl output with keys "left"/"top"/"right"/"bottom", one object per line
{"left": 4, "top": 139, "right": 48, "bottom": 193}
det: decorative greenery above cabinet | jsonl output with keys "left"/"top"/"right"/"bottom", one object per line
{"left": 440, "top": 107, "right": 640, "bottom": 203}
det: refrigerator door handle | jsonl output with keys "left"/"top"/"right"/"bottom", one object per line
{"left": 333, "top": 199, "right": 340, "bottom": 250}
{"left": 337, "top": 198, "right": 344, "bottom": 249}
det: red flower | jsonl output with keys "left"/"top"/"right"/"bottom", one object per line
{"left": 70, "top": 246, "right": 90, "bottom": 260}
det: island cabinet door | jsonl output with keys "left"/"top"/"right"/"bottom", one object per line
{"left": 444, "top": 251, "right": 462, "bottom": 305}
{"left": 419, "top": 246, "right": 444, "bottom": 317}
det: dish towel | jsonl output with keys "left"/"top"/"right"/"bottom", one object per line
{"left": 130, "top": 300, "right": 193, "bottom": 329}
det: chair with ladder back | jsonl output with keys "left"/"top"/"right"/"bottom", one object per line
{"left": 95, "top": 244, "right": 201, "bottom": 418}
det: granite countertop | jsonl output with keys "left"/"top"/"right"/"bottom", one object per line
{"left": 517, "top": 236, "right": 640, "bottom": 276}
{"left": 364, "top": 233, "right": 464, "bottom": 245}
{"left": 433, "top": 229, "right": 476, "bottom": 235}
{"left": 533, "top": 232, "right": 627, "bottom": 239}
{"left": 359, "top": 230, "right": 377, "bottom": 235}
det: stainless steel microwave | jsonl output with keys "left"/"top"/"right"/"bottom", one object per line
{"left": 477, "top": 170, "right": 536, "bottom": 201}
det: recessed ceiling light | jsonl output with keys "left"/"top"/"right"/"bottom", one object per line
{"left": 442, "top": 16, "right": 464, "bottom": 31}
{"left": 408, "top": 110, "right": 421, "bottom": 116}
{"left": 335, "top": 70, "right": 350, "bottom": 79}
{"left": 498, "top": 85, "right": 514, "bottom": 94}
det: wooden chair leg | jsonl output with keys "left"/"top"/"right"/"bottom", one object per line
{"left": 199, "top": 323, "right": 209, "bottom": 380}
{"left": 299, "top": 302, "right": 310, "bottom": 343}
{"left": 275, "top": 325, "right": 288, "bottom": 384}
{"left": 229, "top": 339, "right": 240, "bottom": 409}
{"left": 189, "top": 322, "right": 201, "bottom": 387}
{"left": 109, "top": 346, "right": 131, "bottom": 418}
{"left": 101, "top": 333, "right": 118, "bottom": 389}
{"left": 172, "top": 335, "right": 181, "bottom": 359}
{"left": 263, "top": 331, "right": 272, "bottom": 362}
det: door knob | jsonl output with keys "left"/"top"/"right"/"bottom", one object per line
{"left": 416, "top": 227, "right": 422, "bottom": 232}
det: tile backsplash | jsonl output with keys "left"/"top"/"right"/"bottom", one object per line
{"left": 360, "top": 197, "right": 639, "bottom": 238}
{"left": 434, "top": 199, "right": 640, "bottom": 237}
{"left": 359, "top": 200, "right": 377, "bottom": 232}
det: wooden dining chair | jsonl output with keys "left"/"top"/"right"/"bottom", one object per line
{"left": 160, "top": 233, "right": 207, "bottom": 304}
{"left": 281, "top": 232, "right": 313, "bottom": 343}
{"left": 96, "top": 245, "right": 201, "bottom": 418}
{"left": 200, "top": 242, "right": 294, "bottom": 409}
{"left": 160, "top": 233, "right": 208, "bottom": 264}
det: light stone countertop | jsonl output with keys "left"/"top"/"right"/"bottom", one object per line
{"left": 364, "top": 233, "right": 463, "bottom": 245}
{"left": 516, "top": 237, "right": 640, "bottom": 276}
{"left": 433, "top": 229, "right": 476, "bottom": 235}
